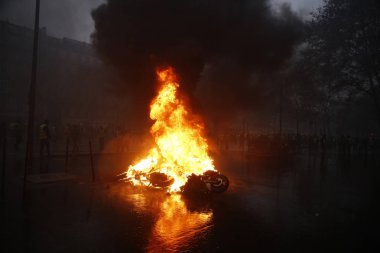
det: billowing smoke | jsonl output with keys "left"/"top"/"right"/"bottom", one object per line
{"left": 91, "top": 0, "right": 304, "bottom": 129}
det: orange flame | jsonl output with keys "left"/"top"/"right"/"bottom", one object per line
{"left": 125, "top": 67, "right": 215, "bottom": 192}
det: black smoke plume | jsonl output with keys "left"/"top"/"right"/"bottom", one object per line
{"left": 91, "top": 0, "right": 304, "bottom": 129}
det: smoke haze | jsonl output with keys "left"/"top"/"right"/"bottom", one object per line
{"left": 0, "top": 0, "right": 104, "bottom": 42}
{"left": 91, "top": 0, "right": 305, "bottom": 128}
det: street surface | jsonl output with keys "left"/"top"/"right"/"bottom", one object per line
{"left": 0, "top": 149, "right": 378, "bottom": 252}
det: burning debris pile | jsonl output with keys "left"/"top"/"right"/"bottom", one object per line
{"left": 119, "top": 67, "right": 228, "bottom": 193}
{"left": 92, "top": 1, "right": 304, "bottom": 194}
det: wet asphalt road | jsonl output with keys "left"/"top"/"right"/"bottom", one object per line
{"left": 0, "top": 151, "right": 379, "bottom": 252}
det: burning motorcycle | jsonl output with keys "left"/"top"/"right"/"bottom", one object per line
{"left": 120, "top": 169, "right": 229, "bottom": 194}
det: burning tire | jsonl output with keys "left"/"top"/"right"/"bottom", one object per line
{"left": 149, "top": 172, "right": 174, "bottom": 188}
{"left": 180, "top": 170, "right": 230, "bottom": 195}
{"left": 204, "top": 172, "right": 229, "bottom": 193}
{"left": 180, "top": 174, "right": 210, "bottom": 195}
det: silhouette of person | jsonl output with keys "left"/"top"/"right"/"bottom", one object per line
{"left": 39, "top": 120, "right": 50, "bottom": 158}
{"left": 319, "top": 134, "right": 327, "bottom": 181}
{"left": 10, "top": 120, "right": 22, "bottom": 152}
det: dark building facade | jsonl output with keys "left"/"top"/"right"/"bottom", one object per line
{"left": 0, "top": 20, "right": 128, "bottom": 130}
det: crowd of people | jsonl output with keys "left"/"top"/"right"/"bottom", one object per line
{"left": 58, "top": 122, "right": 139, "bottom": 154}
{"left": 1, "top": 120, "right": 140, "bottom": 155}
{"left": 216, "top": 131, "right": 380, "bottom": 157}
{"left": 2, "top": 119, "right": 380, "bottom": 160}
{"left": 215, "top": 130, "right": 380, "bottom": 182}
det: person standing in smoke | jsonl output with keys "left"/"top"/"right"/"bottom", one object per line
{"left": 98, "top": 125, "right": 106, "bottom": 151}
{"left": 39, "top": 120, "right": 51, "bottom": 158}
{"left": 10, "top": 119, "right": 22, "bottom": 152}
{"left": 0, "top": 121, "right": 6, "bottom": 152}
{"left": 319, "top": 134, "right": 327, "bottom": 182}
{"left": 71, "top": 124, "right": 80, "bottom": 153}
{"left": 64, "top": 124, "right": 71, "bottom": 149}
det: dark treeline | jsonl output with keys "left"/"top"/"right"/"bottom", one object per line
{"left": 280, "top": 0, "right": 380, "bottom": 136}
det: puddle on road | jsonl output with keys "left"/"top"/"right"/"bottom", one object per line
{"left": 113, "top": 185, "right": 214, "bottom": 252}
{"left": 146, "top": 194, "right": 213, "bottom": 252}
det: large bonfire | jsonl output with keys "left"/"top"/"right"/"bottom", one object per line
{"left": 123, "top": 67, "right": 216, "bottom": 192}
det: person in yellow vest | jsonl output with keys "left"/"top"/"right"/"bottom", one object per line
{"left": 39, "top": 120, "right": 50, "bottom": 157}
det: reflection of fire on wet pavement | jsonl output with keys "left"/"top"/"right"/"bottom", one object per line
{"left": 113, "top": 185, "right": 213, "bottom": 252}
{"left": 146, "top": 194, "right": 213, "bottom": 252}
